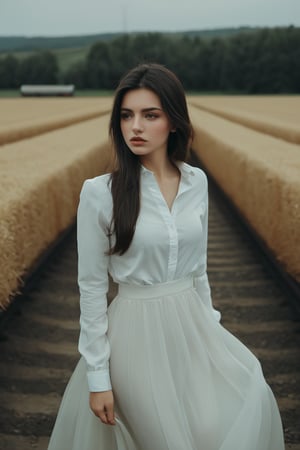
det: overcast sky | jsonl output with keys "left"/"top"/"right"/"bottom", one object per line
{"left": 0, "top": 0, "right": 299, "bottom": 37}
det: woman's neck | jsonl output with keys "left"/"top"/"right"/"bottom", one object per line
{"left": 140, "top": 154, "right": 178, "bottom": 179}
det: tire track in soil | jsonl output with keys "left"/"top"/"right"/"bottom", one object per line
{"left": 0, "top": 182, "right": 299, "bottom": 450}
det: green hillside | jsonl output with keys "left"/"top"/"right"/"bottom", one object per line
{"left": 0, "top": 46, "right": 87, "bottom": 73}
{"left": 0, "top": 27, "right": 257, "bottom": 52}
{"left": 2, "top": 27, "right": 296, "bottom": 93}
{"left": 0, "top": 33, "right": 120, "bottom": 52}
{"left": 51, "top": 47, "right": 87, "bottom": 72}
{"left": 0, "top": 27, "right": 259, "bottom": 74}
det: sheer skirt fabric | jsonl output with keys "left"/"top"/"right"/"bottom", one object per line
{"left": 48, "top": 278, "right": 284, "bottom": 450}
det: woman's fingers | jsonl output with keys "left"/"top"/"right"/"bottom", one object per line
{"left": 98, "top": 408, "right": 109, "bottom": 424}
{"left": 105, "top": 404, "right": 116, "bottom": 425}
{"left": 90, "top": 391, "right": 115, "bottom": 425}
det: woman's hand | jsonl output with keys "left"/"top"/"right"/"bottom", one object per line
{"left": 89, "top": 390, "right": 116, "bottom": 425}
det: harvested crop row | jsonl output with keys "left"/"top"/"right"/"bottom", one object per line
{"left": 0, "top": 98, "right": 113, "bottom": 146}
{"left": 0, "top": 114, "right": 112, "bottom": 309}
{"left": 188, "top": 96, "right": 300, "bottom": 145}
{"left": 189, "top": 104, "right": 300, "bottom": 283}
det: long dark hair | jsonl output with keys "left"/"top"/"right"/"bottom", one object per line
{"left": 108, "top": 63, "right": 193, "bottom": 255}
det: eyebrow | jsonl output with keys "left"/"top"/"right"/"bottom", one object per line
{"left": 120, "top": 107, "right": 162, "bottom": 112}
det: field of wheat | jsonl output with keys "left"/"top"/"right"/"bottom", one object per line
{"left": 0, "top": 96, "right": 299, "bottom": 309}
{"left": 190, "top": 97, "right": 300, "bottom": 283}
{"left": 0, "top": 97, "right": 112, "bottom": 145}
{"left": 0, "top": 99, "right": 113, "bottom": 308}
{"left": 188, "top": 95, "right": 300, "bottom": 144}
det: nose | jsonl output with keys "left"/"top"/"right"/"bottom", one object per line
{"left": 132, "top": 115, "right": 143, "bottom": 133}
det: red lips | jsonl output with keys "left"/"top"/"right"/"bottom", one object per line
{"left": 130, "top": 137, "right": 146, "bottom": 142}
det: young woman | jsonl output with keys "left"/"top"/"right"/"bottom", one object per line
{"left": 48, "top": 63, "right": 284, "bottom": 450}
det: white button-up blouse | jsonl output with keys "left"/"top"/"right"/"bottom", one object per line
{"left": 77, "top": 162, "right": 221, "bottom": 392}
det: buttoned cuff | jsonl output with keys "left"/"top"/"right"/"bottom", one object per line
{"left": 87, "top": 369, "right": 112, "bottom": 392}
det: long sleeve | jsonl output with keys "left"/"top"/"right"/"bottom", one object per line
{"left": 193, "top": 175, "right": 221, "bottom": 322}
{"left": 77, "top": 179, "right": 112, "bottom": 392}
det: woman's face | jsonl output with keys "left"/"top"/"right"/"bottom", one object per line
{"left": 120, "top": 88, "right": 173, "bottom": 161}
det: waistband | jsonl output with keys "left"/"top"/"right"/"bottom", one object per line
{"left": 117, "top": 276, "right": 194, "bottom": 299}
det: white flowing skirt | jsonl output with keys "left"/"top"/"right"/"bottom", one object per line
{"left": 48, "top": 277, "right": 284, "bottom": 450}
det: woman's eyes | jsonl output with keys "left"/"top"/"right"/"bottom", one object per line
{"left": 145, "top": 113, "right": 158, "bottom": 120}
{"left": 120, "top": 112, "right": 132, "bottom": 120}
{"left": 120, "top": 112, "right": 159, "bottom": 120}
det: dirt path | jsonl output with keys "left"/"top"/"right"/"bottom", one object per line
{"left": 0, "top": 181, "right": 299, "bottom": 450}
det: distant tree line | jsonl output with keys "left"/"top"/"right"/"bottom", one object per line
{"left": 0, "top": 51, "right": 58, "bottom": 88}
{"left": 0, "top": 27, "right": 299, "bottom": 93}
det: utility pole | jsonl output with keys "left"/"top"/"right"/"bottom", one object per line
{"left": 122, "top": 3, "right": 128, "bottom": 33}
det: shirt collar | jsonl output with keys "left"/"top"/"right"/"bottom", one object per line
{"left": 176, "top": 161, "right": 195, "bottom": 182}
{"left": 141, "top": 161, "right": 195, "bottom": 182}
